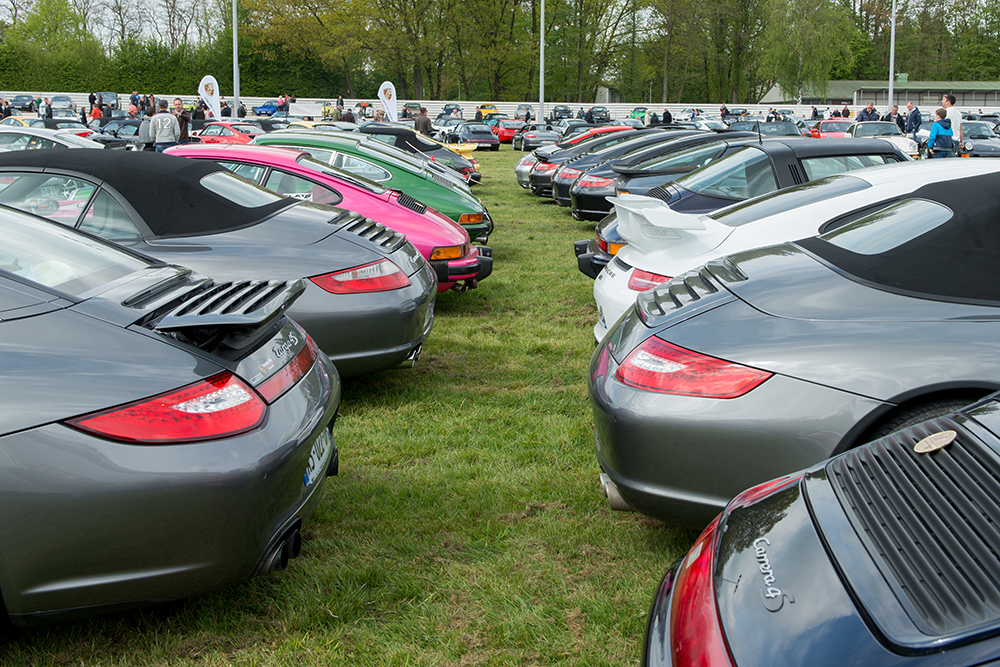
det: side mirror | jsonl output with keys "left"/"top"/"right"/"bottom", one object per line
{"left": 28, "top": 197, "right": 60, "bottom": 215}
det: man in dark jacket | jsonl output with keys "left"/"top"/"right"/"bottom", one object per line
{"left": 882, "top": 105, "right": 905, "bottom": 131}
{"left": 414, "top": 107, "right": 433, "bottom": 134}
{"left": 172, "top": 98, "right": 191, "bottom": 143}
{"left": 856, "top": 102, "right": 880, "bottom": 122}
{"left": 905, "top": 101, "right": 922, "bottom": 141}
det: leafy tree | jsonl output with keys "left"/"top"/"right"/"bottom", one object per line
{"left": 764, "top": 0, "right": 852, "bottom": 101}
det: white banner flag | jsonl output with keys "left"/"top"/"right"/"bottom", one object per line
{"left": 199, "top": 75, "right": 222, "bottom": 121}
{"left": 378, "top": 81, "right": 398, "bottom": 123}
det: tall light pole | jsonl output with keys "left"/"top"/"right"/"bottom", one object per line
{"left": 233, "top": 0, "right": 241, "bottom": 110}
{"left": 887, "top": 0, "right": 896, "bottom": 109}
{"left": 539, "top": 0, "right": 545, "bottom": 122}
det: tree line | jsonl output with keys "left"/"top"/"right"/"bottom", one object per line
{"left": 0, "top": 0, "right": 997, "bottom": 103}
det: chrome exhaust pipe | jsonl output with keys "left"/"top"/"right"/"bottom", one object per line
{"left": 397, "top": 344, "right": 422, "bottom": 369}
{"left": 600, "top": 473, "right": 634, "bottom": 512}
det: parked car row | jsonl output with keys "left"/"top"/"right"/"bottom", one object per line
{"left": 0, "top": 103, "right": 501, "bottom": 625}
{"left": 506, "top": 103, "right": 1000, "bottom": 664}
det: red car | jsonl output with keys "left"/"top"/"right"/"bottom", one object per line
{"left": 810, "top": 119, "right": 856, "bottom": 138}
{"left": 494, "top": 119, "right": 525, "bottom": 143}
{"left": 558, "top": 124, "right": 630, "bottom": 146}
{"left": 195, "top": 121, "right": 263, "bottom": 144}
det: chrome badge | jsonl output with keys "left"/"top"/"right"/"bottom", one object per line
{"left": 914, "top": 430, "right": 957, "bottom": 454}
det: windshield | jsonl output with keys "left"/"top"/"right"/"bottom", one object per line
{"left": 820, "top": 121, "right": 854, "bottom": 133}
{"left": 0, "top": 206, "right": 149, "bottom": 296}
{"left": 855, "top": 122, "right": 902, "bottom": 137}
{"left": 674, "top": 147, "right": 777, "bottom": 200}
{"left": 962, "top": 122, "right": 995, "bottom": 139}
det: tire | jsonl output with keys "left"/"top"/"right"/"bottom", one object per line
{"left": 870, "top": 397, "right": 979, "bottom": 440}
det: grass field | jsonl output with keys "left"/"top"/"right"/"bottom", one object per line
{"left": 2, "top": 147, "right": 698, "bottom": 666}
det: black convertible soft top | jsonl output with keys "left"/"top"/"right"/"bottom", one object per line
{"left": 0, "top": 149, "right": 294, "bottom": 237}
{"left": 798, "top": 171, "right": 1000, "bottom": 305}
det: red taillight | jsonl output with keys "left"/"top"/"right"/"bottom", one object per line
{"left": 578, "top": 175, "right": 615, "bottom": 188}
{"left": 627, "top": 269, "right": 672, "bottom": 291}
{"left": 534, "top": 161, "right": 556, "bottom": 172}
{"left": 67, "top": 373, "right": 266, "bottom": 443}
{"left": 76, "top": 131, "right": 93, "bottom": 138}
{"left": 518, "top": 155, "right": 538, "bottom": 166}
{"left": 670, "top": 516, "right": 735, "bottom": 667}
{"left": 310, "top": 259, "right": 410, "bottom": 294}
{"left": 615, "top": 338, "right": 771, "bottom": 398}
{"left": 257, "top": 336, "right": 318, "bottom": 403}
{"left": 557, "top": 167, "right": 583, "bottom": 180}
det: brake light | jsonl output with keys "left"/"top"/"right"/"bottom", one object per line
{"left": 596, "top": 236, "right": 625, "bottom": 255}
{"left": 518, "top": 155, "right": 538, "bottom": 166}
{"left": 627, "top": 269, "right": 672, "bottom": 291}
{"left": 727, "top": 473, "right": 804, "bottom": 512}
{"left": 667, "top": 516, "right": 735, "bottom": 667}
{"left": 257, "top": 335, "right": 318, "bottom": 403}
{"left": 67, "top": 372, "right": 266, "bottom": 443}
{"left": 534, "top": 161, "right": 557, "bottom": 172}
{"left": 310, "top": 259, "right": 410, "bottom": 293}
{"left": 615, "top": 338, "right": 771, "bottom": 398}
{"left": 557, "top": 167, "right": 583, "bottom": 180}
{"left": 578, "top": 175, "right": 615, "bottom": 188}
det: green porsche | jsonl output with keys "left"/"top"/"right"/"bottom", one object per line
{"left": 254, "top": 130, "right": 493, "bottom": 243}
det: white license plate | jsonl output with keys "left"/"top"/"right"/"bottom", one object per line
{"left": 303, "top": 427, "right": 333, "bottom": 487}
{"left": 478, "top": 143, "right": 493, "bottom": 148}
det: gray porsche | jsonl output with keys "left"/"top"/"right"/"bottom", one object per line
{"left": 589, "top": 168, "right": 1000, "bottom": 528}
{"left": 0, "top": 150, "right": 436, "bottom": 377}
{"left": 0, "top": 206, "right": 339, "bottom": 625}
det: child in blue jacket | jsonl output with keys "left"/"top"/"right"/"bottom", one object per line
{"left": 927, "top": 108, "right": 953, "bottom": 158}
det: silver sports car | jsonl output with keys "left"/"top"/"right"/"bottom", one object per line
{"left": 590, "top": 167, "right": 1000, "bottom": 528}
{"left": 0, "top": 150, "right": 436, "bottom": 376}
{"left": 0, "top": 207, "right": 340, "bottom": 625}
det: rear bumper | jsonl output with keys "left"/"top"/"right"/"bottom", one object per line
{"left": 574, "top": 239, "right": 610, "bottom": 279}
{"left": 431, "top": 246, "right": 493, "bottom": 291}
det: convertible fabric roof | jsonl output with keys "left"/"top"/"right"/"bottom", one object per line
{"left": 798, "top": 171, "right": 1000, "bottom": 304}
{"left": 0, "top": 149, "right": 294, "bottom": 237}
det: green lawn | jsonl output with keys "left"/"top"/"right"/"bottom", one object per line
{"left": 2, "top": 147, "right": 698, "bottom": 666}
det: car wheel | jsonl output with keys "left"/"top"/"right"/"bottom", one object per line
{"left": 870, "top": 397, "right": 982, "bottom": 440}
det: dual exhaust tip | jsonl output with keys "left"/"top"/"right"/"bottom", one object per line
{"left": 261, "top": 526, "right": 303, "bottom": 574}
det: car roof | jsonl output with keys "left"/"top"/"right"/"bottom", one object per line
{"left": 0, "top": 149, "right": 292, "bottom": 237}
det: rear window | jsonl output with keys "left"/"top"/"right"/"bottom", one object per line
{"left": 0, "top": 207, "right": 148, "bottom": 296}
{"left": 638, "top": 143, "right": 725, "bottom": 173}
{"left": 797, "top": 179, "right": 1000, "bottom": 304}
{"left": 200, "top": 170, "right": 285, "bottom": 208}
{"left": 675, "top": 147, "right": 777, "bottom": 200}
{"left": 709, "top": 174, "right": 871, "bottom": 228}
{"left": 800, "top": 154, "right": 889, "bottom": 181}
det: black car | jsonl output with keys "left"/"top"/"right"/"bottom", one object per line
{"left": 644, "top": 391, "right": 1000, "bottom": 666}
{"left": 577, "top": 137, "right": 911, "bottom": 279}
{"left": 551, "top": 130, "right": 699, "bottom": 207}
{"left": 567, "top": 130, "right": 755, "bottom": 220}
{"left": 357, "top": 123, "right": 481, "bottom": 178}
{"left": 10, "top": 94, "right": 35, "bottom": 112}
{"left": 590, "top": 106, "right": 611, "bottom": 122}
{"left": 728, "top": 120, "right": 802, "bottom": 136}
{"left": 527, "top": 129, "right": 661, "bottom": 197}
{"left": 549, "top": 104, "right": 574, "bottom": 121}
{"left": 445, "top": 121, "right": 500, "bottom": 151}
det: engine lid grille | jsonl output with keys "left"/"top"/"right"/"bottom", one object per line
{"left": 395, "top": 191, "right": 428, "bottom": 215}
{"left": 343, "top": 217, "right": 407, "bottom": 253}
{"left": 828, "top": 416, "right": 1000, "bottom": 637}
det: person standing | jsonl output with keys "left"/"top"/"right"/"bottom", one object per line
{"left": 905, "top": 101, "right": 922, "bottom": 141}
{"left": 882, "top": 105, "right": 905, "bottom": 131}
{"left": 942, "top": 94, "right": 962, "bottom": 156}
{"left": 857, "top": 102, "right": 879, "bottom": 122}
{"left": 414, "top": 107, "right": 433, "bottom": 134}
{"left": 172, "top": 98, "right": 191, "bottom": 144}
{"left": 342, "top": 107, "right": 356, "bottom": 123}
{"left": 151, "top": 98, "right": 180, "bottom": 152}
{"left": 88, "top": 92, "right": 96, "bottom": 112}
{"left": 42, "top": 98, "right": 53, "bottom": 118}
{"left": 926, "top": 108, "right": 953, "bottom": 158}
{"left": 336, "top": 93, "right": 344, "bottom": 109}
{"left": 138, "top": 108, "right": 156, "bottom": 151}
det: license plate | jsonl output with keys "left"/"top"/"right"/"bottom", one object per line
{"left": 478, "top": 143, "right": 492, "bottom": 148}
{"left": 303, "top": 427, "right": 333, "bottom": 487}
